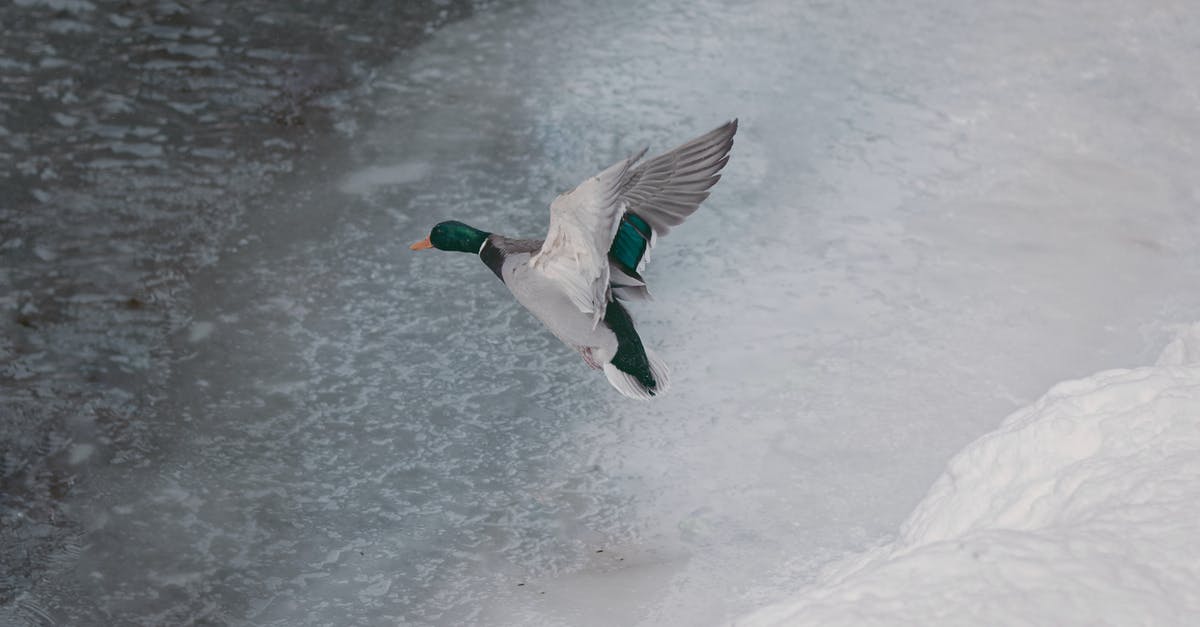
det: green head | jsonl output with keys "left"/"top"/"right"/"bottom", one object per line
{"left": 411, "top": 220, "right": 491, "bottom": 254}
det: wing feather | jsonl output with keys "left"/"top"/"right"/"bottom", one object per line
{"left": 533, "top": 120, "right": 737, "bottom": 318}
{"left": 531, "top": 149, "right": 645, "bottom": 327}
{"left": 619, "top": 119, "right": 737, "bottom": 236}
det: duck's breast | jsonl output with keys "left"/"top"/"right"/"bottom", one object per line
{"left": 504, "top": 258, "right": 617, "bottom": 352}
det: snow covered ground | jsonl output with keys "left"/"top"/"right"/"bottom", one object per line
{"left": 4, "top": 0, "right": 1200, "bottom": 624}
{"left": 741, "top": 323, "right": 1200, "bottom": 626}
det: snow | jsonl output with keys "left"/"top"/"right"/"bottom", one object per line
{"left": 741, "top": 323, "right": 1200, "bottom": 626}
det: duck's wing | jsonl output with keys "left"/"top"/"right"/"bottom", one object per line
{"left": 532, "top": 150, "right": 642, "bottom": 328}
{"left": 609, "top": 119, "right": 737, "bottom": 300}
{"left": 532, "top": 120, "right": 738, "bottom": 322}
{"left": 621, "top": 119, "right": 737, "bottom": 237}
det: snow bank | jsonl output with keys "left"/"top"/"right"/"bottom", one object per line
{"left": 741, "top": 323, "right": 1200, "bottom": 626}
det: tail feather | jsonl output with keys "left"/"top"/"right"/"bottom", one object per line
{"left": 601, "top": 299, "right": 668, "bottom": 399}
{"left": 646, "top": 347, "right": 671, "bottom": 394}
{"left": 603, "top": 348, "right": 670, "bottom": 400}
{"left": 604, "top": 363, "right": 653, "bottom": 400}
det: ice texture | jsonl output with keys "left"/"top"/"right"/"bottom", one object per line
{"left": 741, "top": 323, "right": 1200, "bottom": 626}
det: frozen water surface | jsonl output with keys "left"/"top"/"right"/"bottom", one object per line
{"left": 4, "top": 0, "right": 1200, "bottom": 624}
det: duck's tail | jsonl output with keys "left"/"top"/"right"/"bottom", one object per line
{"left": 603, "top": 348, "right": 671, "bottom": 400}
{"left": 600, "top": 299, "right": 670, "bottom": 400}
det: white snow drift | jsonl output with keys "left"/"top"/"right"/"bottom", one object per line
{"left": 742, "top": 323, "right": 1200, "bottom": 626}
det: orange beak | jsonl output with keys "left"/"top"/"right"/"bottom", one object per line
{"left": 410, "top": 236, "right": 434, "bottom": 251}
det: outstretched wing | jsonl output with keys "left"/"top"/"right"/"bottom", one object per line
{"left": 608, "top": 119, "right": 737, "bottom": 300}
{"left": 531, "top": 150, "right": 644, "bottom": 327}
{"left": 532, "top": 120, "right": 738, "bottom": 321}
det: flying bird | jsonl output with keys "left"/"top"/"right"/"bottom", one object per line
{"left": 411, "top": 120, "right": 737, "bottom": 399}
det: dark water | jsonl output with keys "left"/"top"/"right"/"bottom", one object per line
{"left": 1, "top": 1, "right": 486, "bottom": 624}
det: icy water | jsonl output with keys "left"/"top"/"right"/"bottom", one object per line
{"left": 5, "top": 0, "right": 1200, "bottom": 625}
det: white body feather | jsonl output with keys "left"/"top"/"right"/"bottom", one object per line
{"left": 504, "top": 251, "right": 620, "bottom": 363}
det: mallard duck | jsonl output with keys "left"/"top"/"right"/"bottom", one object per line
{"left": 411, "top": 120, "right": 737, "bottom": 399}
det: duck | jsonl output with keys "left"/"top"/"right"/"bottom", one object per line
{"left": 411, "top": 120, "right": 737, "bottom": 399}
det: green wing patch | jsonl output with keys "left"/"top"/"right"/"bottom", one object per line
{"left": 608, "top": 212, "right": 652, "bottom": 279}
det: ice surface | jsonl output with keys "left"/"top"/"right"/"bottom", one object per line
{"left": 340, "top": 162, "right": 434, "bottom": 196}
{"left": 3, "top": 0, "right": 1200, "bottom": 624}
{"left": 741, "top": 322, "right": 1200, "bottom": 626}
